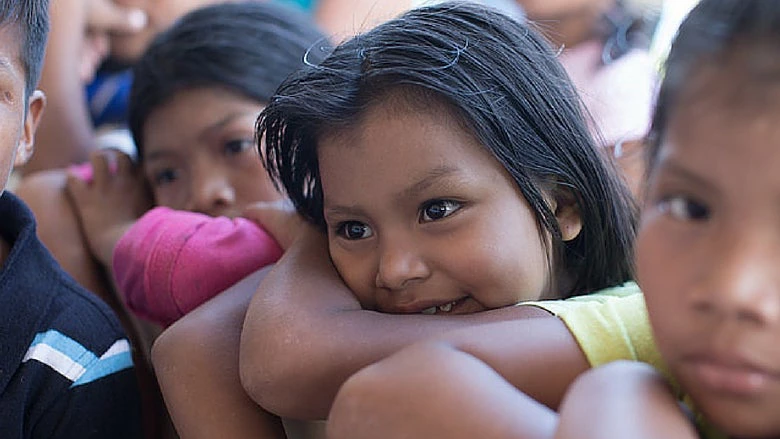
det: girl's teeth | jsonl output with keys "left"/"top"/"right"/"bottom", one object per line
{"left": 438, "top": 302, "right": 453, "bottom": 313}
{"left": 421, "top": 300, "right": 458, "bottom": 315}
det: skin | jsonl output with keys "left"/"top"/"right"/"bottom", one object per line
{"left": 328, "top": 57, "right": 780, "bottom": 439}
{"left": 515, "top": 0, "right": 614, "bottom": 48}
{"left": 16, "top": 86, "right": 282, "bottom": 439}
{"left": 553, "top": 361, "right": 699, "bottom": 439}
{"left": 318, "top": 101, "right": 576, "bottom": 314}
{"left": 639, "top": 62, "right": 780, "bottom": 438}
{"left": 140, "top": 87, "right": 281, "bottom": 217}
{"left": 151, "top": 268, "right": 287, "bottom": 439}
{"left": 107, "top": 0, "right": 411, "bottom": 62}
{"left": 0, "top": 24, "right": 45, "bottom": 250}
{"left": 313, "top": 0, "right": 410, "bottom": 41}
{"left": 26, "top": 0, "right": 147, "bottom": 175}
{"left": 239, "top": 98, "right": 586, "bottom": 420}
{"left": 108, "top": 0, "right": 214, "bottom": 62}
{"left": 67, "top": 87, "right": 281, "bottom": 267}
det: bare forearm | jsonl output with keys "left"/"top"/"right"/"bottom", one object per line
{"left": 328, "top": 343, "right": 557, "bottom": 439}
{"left": 554, "top": 361, "right": 698, "bottom": 439}
{"left": 153, "top": 268, "right": 286, "bottom": 439}
{"left": 240, "top": 230, "right": 586, "bottom": 419}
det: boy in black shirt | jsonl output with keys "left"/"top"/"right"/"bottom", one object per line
{"left": 0, "top": 1, "right": 142, "bottom": 437}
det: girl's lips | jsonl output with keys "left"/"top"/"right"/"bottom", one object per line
{"left": 687, "top": 357, "right": 778, "bottom": 397}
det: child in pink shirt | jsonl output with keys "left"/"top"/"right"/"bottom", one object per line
{"left": 60, "top": 2, "right": 327, "bottom": 329}
{"left": 113, "top": 208, "right": 281, "bottom": 327}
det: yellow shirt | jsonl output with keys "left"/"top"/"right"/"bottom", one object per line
{"left": 524, "top": 283, "right": 726, "bottom": 439}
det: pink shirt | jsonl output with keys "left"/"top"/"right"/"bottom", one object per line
{"left": 113, "top": 207, "right": 283, "bottom": 327}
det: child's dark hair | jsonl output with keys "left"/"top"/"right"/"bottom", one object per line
{"left": 648, "top": 0, "right": 780, "bottom": 167}
{"left": 259, "top": 2, "right": 637, "bottom": 296}
{"left": 129, "top": 1, "right": 327, "bottom": 160}
{"left": 0, "top": 0, "right": 49, "bottom": 98}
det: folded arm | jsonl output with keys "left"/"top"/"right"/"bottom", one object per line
{"left": 239, "top": 227, "right": 588, "bottom": 420}
{"left": 555, "top": 361, "right": 698, "bottom": 439}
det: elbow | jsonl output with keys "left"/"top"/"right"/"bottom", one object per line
{"left": 327, "top": 362, "right": 398, "bottom": 439}
{"left": 239, "top": 330, "right": 317, "bottom": 419}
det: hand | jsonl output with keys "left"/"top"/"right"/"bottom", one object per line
{"left": 66, "top": 150, "right": 153, "bottom": 267}
{"left": 86, "top": 0, "right": 148, "bottom": 35}
{"left": 242, "top": 199, "right": 307, "bottom": 250}
{"left": 80, "top": 0, "right": 147, "bottom": 82}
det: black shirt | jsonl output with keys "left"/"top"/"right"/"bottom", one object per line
{"left": 0, "top": 192, "right": 141, "bottom": 438}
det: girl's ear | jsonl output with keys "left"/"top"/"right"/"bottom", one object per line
{"left": 550, "top": 188, "right": 582, "bottom": 242}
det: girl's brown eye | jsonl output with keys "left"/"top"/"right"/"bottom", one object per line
{"left": 153, "top": 168, "right": 178, "bottom": 186}
{"left": 659, "top": 196, "right": 710, "bottom": 221}
{"left": 337, "top": 221, "right": 374, "bottom": 240}
{"left": 421, "top": 200, "right": 461, "bottom": 222}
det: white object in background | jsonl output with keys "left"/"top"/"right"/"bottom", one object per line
{"left": 650, "top": 0, "right": 699, "bottom": 67}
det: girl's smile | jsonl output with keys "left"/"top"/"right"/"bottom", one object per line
{"left": 318, "top": 95, "right": 578, "bottom": 314}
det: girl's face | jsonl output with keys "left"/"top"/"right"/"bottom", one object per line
{"left": 318, "top": 99, "right": 572, "bottom": 315}
{"left": 637, "top": 68, "right": 780, "bottom": 437}
{"left": 141, "top": 87, "right": 282, "bottom": 217}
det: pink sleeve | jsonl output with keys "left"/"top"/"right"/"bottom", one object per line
{"left": 112, "top": 207, "right": 283, "bottom": 327}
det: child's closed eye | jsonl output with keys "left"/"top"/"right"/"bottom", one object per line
{"left": 419, "top": 199, "right": 462, "bottom": 222}
{"left": 658, "top": 195, "right": 710, "bottom": 222}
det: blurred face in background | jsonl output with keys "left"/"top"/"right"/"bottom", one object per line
{"left": 109, "top": 0, "right": 219, "bottom": 62}
{"left": 513, "top": 0, "right": 612, "bottom": 20}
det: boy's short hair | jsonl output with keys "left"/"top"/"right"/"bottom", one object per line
{"left": 0, "top": 0, "right": 50, "bottom": 98}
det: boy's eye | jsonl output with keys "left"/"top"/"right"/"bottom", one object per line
{"left": 658, "top": 196, "right": 710, "bottom": 221}
{"left": 336, "top": 221, "right": 374, "bottom": 240}
{"left": 420, "top": 200, "right": 462, "bottom": 222}
{"left": 224, "top": 139, "right": 254, "bottom": 156}
{"left": 153, "top": 168, "right": 179, "bottom": 186}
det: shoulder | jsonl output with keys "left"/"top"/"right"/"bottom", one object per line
{"left": 522, "top": 283, "right": 671, "bottom": 379}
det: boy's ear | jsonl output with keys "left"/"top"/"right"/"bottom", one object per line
{"left": 550, "top": 187, "right": 582, "bottom": 242}
{"left": 14, "top": 90, "right": 46, "bottom": 167}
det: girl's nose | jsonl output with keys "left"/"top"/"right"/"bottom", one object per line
{"left": 690, "top": 234, "right": 780, "bottom": 326}
{"left": 375, "top": 239, "right": 431, "bottom": 292}
{"left": 189, "top": 172, "right": 236, "bottom": 217}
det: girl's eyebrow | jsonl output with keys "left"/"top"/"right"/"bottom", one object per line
{"left": 656, "top": 158, "right": 718, "bottom": 194}
{"left": 323, "top": 166, "right": 461, "bottom": 219}
{"left": 197, "top": 111, "right": 256, "bottom": 142}
{"left": 399, "top": 165, "right": 460, "bottom": 200}
{"left": 145, "top": 111, "right": 258, "bottom": 162}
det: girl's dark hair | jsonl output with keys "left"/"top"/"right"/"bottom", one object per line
{"left": 128, "top": 1, "right": 327, "bottom": 160}
{"left": 259, "top": 2, "right": 637, "bottom": 296}
{"left": 648, "top": 0, "right": 780, "bottom": 167}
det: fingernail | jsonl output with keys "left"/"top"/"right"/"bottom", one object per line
{"left": 127, "top": 9, "right": 148, "bottom": 31}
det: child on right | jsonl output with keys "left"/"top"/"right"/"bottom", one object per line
{"left": 556, "top": 0, "right": 780, "bottom": 437}
{"left": 326, "top": 1, "right": 780, "bottom": 438}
